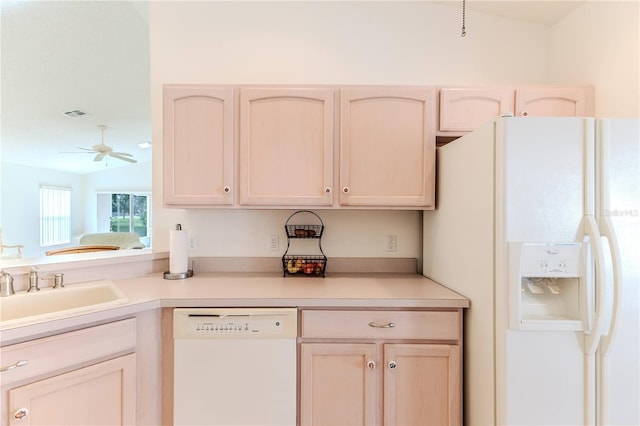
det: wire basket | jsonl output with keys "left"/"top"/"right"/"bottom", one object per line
{"left": 286, "top": 224, "right": 323, "bottom": 238}
{"left": 282, "top": 255, "right": 326, "bottom": 277}
{"left": 282, "top": 211, "right": 326, "bottom": 277}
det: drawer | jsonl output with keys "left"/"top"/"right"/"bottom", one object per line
{"left": 301, "top": 310, "right": 460, "bottom": 340}
{"left": 0, "top": 318, "right": 136, "bottom": 385}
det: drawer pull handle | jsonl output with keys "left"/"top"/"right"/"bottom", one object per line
{"left": 367, "top": 360, "right": 376, "bottom": 370}
{"left": 368, "top": 321, "right": 396, "bottom": 329}
{"left": 14, "top": 408, "right": 28, "bottom": 420}
{"left": 388, "top": 360, "right": 398, "bottom": 369}
{"left": 1, "top": 359, "right": 28, "bottom": 372}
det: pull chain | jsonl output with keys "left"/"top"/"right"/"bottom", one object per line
{"left": 461, "top": 0, "right": 467, "bottom": 37}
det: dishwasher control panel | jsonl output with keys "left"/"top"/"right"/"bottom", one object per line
{"left": 187, "top": 315, "right": 283, "bottom": 335}
{"left": 174, "top": 308, "right": 297, "bottom": 339}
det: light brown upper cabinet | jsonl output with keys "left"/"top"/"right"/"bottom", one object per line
{"left": 163, "top": 84, "right": 592, "bottom": 209}
{"left": 163, "top": 85, "right": 235, "bottom": 206}
{"left": 438, "top": 85, "right": 594, "bottom": 138}
{"left": 438, "top": 87, "right": 514, "bottom": 133}
{"left": 239, "top": 88, "right": 334, "bottom": 206}
{"left": 515, "top": 86, "right": 594, "bottom": 117}
{"left": 340, "top": 87, "right": 437, "bottom": 209}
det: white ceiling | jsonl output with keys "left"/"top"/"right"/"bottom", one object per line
{"left": 447, "top": 1, "right": 584, "bottom": 26}
{"left": 1, "top": 1, "right": 583, "bottom": 175}
{"left": 1, "top": 0, "right": 151, "bottom": 174}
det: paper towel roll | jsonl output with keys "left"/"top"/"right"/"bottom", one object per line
{"left": 169, "top": 228, "right": 189, "bottom": 274}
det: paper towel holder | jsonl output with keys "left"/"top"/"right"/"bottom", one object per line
{"left": 163, "top": 269, "right": 193, "bottom": 280}
{"left": 164, "top": 260, "right": 194, "bottom": 280}
{"left": 164, "top": 224, "right": 194, "bottom": 280}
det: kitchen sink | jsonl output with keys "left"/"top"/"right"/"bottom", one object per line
{"left": 0, "top": 280, "right": 129, "bottom": 329}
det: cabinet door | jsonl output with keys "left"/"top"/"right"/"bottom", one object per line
{"left": 515, "top": 87, "right": 594, "bottom": 117}
{"left": 8, "top": 354, "right": 136, "bottom": 426}
{"left": 340, "top": 87, "right": 436, "bottom": 208}
{"left": 239, "top": 88, "right": 334, "bottom": 206}
{"left": 439, "top": 87, "right": 514, "bottom": 132}
{"left": 300, "top": 343, "right": 378, "bottom": 426}
{"left": 383, "top": 344, "right": 461, "bottom": 426}
{"left": 163, "top": 85, "right": 234, "bottom": 206}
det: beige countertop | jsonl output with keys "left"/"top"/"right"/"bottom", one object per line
{"left": 0, "top": 272, "right": 468, "bottom": 345}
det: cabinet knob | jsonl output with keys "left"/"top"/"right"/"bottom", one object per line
{"left": 324, "top": 187, "right": 332, "bottom": 195}
{"left": 223, "top": 186, "right": 231, "bottom": 193}
{"left": 521, "top": 111, "right": 529, "bottom": 117}
{"left": 13, "top": 408, "right": 28, "bottom": 420}
{"left": 342, "top": 187, "right": 350, "bottom": 194}
{"left": 388, "top": 361, "right": 398, "bottom": 369}
{"left": 367, "top": 360, "right": 376, "bottom": 370}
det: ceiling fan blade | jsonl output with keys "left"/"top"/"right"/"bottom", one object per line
{"left": 110, "top": 151, "right": 134, "bottom": 157}
{"left": 93, "top": 153, "right": 105, "bottom": 162}
{"left": 109, "top": 153, "right": 137, "bottom": 163}
{"left": 75, "top": 146, "right": 95, "bottom": 152}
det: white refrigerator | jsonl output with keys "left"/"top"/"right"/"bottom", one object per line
{"left": 423, "top": 117, "right": 639, "bottom": 425}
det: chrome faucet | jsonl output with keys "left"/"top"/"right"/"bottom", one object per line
{"left": 27, "top": 267, "right": 40, "bottom": 292}
{"left": 37, "top": 272, "right": 65, "bottom": 289}
{"left": 0, "top": 270, "right": 15, "bottom": 297}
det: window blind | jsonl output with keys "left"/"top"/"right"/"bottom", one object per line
{"left": 40, "top": 186, "right": 71, "bottom": 246}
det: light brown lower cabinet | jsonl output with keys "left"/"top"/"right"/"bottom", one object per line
{"left": 299, "top": 310, "right": 463, "bottom": 426}
{"left": 0, "top": 319, "right": 136, "bottom": 426}
{"left": 383, "top": 344, "right": 461, "bottom": 426}
{"left": 7, "top": 354, "right": 136, "bottom": 426}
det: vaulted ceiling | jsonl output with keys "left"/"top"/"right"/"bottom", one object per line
{"left": 1, "top": 1, "right": 582, "bottom": 174}
{"left": 1, "top": 1, "right": 151, "bottom": 174}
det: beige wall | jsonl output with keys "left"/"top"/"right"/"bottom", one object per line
{"left": 549, "top": 1, "right": 640, "bottom": 117}
{"left": 149, "top": 1, "right": 638, "bottom": 260}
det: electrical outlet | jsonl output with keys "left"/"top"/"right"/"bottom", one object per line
{"left": 189, "top": 236, "right": 197, "bottom": 250}
{"left": 386, "top": 235, "right": 397, "bottom": 252}
{"left": 269, "top": 235, "right": 279, "bottom": 251}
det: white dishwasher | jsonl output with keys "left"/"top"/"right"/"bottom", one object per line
{"left": 173, "top": 307, "right": 297, "bottom": 426}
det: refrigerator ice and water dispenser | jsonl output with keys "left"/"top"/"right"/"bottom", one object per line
{"left": 509, "top": 242, "right": 588, "bottom": 331}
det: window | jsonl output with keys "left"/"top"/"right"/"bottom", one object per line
{"left": 97, "top": 192, "right": 150, "bottom": 238}
{"left": 40, "top": 186, "right": 71, "bottom": 246}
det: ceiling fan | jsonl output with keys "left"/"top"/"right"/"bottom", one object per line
{"left": 65, "top": 125, "right": 137, "bottom": 164}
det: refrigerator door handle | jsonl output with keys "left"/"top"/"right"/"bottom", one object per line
{"left": 597, "top": 216, "right": 622, "bottom": 355}
{"left": 583, "top": 215, "right": 610, "bottom": 356}
{"left": 595, "top": 121, "right": 622, "bottom": 355}
{"left": 596, "top": 215, "right": 623, "bottom": 426}
{"left": 583, "top": 215, "right": 612, "bottom": 426}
